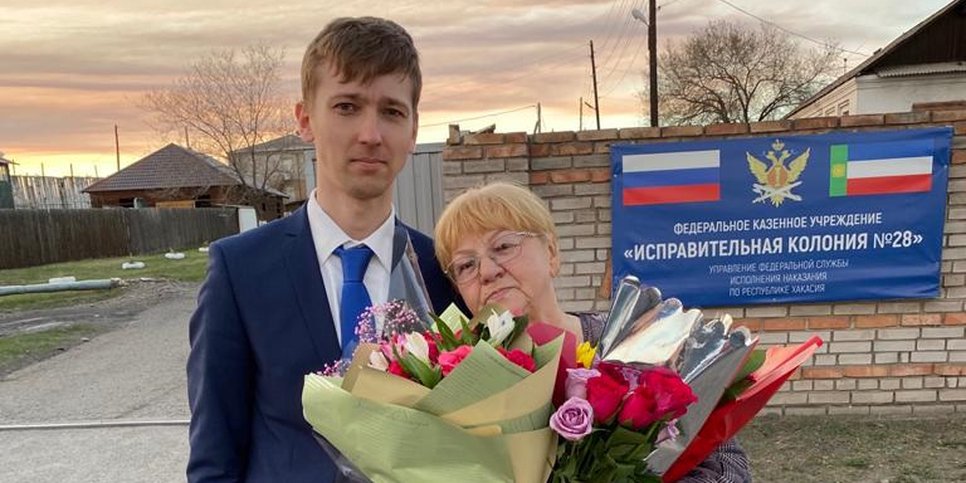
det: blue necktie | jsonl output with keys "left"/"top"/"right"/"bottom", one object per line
{"left": 334, "top": 244, "right": 374, "bottom": 356}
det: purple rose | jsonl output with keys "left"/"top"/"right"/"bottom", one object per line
{"left": 657, "top": 418, "right": 680, "bottom": 444}
{"left": 550, "top": 397, "right": 595, "bottom": 441}
{"left": 565, "top": 368, "right": 600, "bottom": 400}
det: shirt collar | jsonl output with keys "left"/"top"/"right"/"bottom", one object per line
{"left": 307, "top": 189, "right": 396, "bottom": 271}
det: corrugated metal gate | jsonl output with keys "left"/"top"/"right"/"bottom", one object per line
{"left": 302, "top": 143, "right": 445, "bottom": 235}
{"left": 393, "top": 143, "right": 445, "bottom": 235}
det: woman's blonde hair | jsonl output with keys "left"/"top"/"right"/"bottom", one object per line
{"left": 434, "top": 181, "right": 557, "bottom": 270}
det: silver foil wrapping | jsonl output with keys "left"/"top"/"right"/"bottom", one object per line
{"left": 386, "top": 224, "right": 434, "bottom": 330}
{"left": 598, "top": 276, "right": 758, "bottom": 476}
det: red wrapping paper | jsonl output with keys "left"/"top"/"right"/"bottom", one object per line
{"left": 526, "top": 322, "right": 578, "bottom": 406}
{"left": 663, "top": 336, "right": 824, "bottom": 482}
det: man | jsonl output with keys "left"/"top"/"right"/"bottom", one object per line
{"left": 187, "top": 17, "right": 460, "bottom": 482}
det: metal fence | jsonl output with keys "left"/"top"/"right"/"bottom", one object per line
{"left": 394, "top": 143, "right": 445, "bottom": 235}
{"left": 12, "top": 176, "right": 99, "bottom": 209}
{"left": 301, "top": 142, "right": 445, "bottom": 235}
{"left": 0, "top": 208, "right": 238, "bottom": 269}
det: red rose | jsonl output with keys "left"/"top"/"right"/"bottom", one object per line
{"left": 422, "top": 332, "right": 440, "bottom": 364}
{"left": 618, "top": 385, "right": 660, "bottom": 430}
{"left": 498, "top": 348, "right": 536, "bottom": 373}
{"left": 639, "top": 367, "right": 696, "bottom": 419}
{"left": 387, "top": 360, "right": 409, "bottom": 379}
{"left": 597, "top": 361, "right": 638, "bottom": 386}
{"left": 438, "top": 345, "right": 473, "bottom": 376}
{"left": 586, "top": 370, "right": 629, "bottom": 424}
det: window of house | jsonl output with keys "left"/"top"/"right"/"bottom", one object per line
{"left": 838, "top": 100, "right": 850, "bottom": 116}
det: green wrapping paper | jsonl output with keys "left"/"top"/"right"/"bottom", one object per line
{"left": 302, "top": 336, "right": 564, "bottom": 483}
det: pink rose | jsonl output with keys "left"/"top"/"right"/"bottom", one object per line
{"left": 565, "top": 368, "right": 600, "bottom": 400}
{"left": 549, "top": 397, "right": 594, "bottom": 441}
{"left": 438, "top": 345, "right": 473, "bottom": 376}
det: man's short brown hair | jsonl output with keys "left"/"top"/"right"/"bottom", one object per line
{"left": 301, "top": 17, "right": 422, "bottom": 108}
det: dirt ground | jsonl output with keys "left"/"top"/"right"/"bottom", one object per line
{"left": 743, "top": 413, "right": 966, "bottom": 482}
{"left": 0, "top": 280, "right": 196, "bottom": 377}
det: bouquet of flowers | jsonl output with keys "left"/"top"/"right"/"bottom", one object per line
{"left": 548, "top": 361, "right": 697, "bottom": 482}
{"left": 302, "top": 301, "right": 564, "bottom": 483}
{"left": 544, "top": 275, "right": 823, "bottom": 482}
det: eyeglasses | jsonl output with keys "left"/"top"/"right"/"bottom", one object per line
{"left": 446, "top": 231, "right": 539, "bottom": 285}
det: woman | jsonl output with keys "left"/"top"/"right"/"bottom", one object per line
{"left": 434, "top": 181, "right": 751, "bottom": 483}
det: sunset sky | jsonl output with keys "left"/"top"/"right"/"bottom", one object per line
{"left": 0, "top": 0, "right": 951, "bottom": 177}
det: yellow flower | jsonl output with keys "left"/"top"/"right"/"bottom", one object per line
{"left": 576, "top": 341, "right": 596, "bottom": 369}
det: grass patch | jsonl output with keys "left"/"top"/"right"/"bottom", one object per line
{"left": 0, "top": 249, "right": 210, "bottom": 285}
{"left": 841, "top": 457, "right": 870, "bottom": 469}
{"left": 0, "top": 324, "right": 100, "bottom": 372}
{"left": 0, "top": 250, "right": 209, "bottom": 312}
{"left": 0, "top": 289, "right": 118, "bottom": 313}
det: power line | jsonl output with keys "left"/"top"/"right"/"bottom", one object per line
{"left": 715, "top": 0, "right": 870, "bottom": 57}
{"left": 596, "top": 0, "right": 643, "bottom": 79}
{"left": 419, "top": 104, "right": 537, "bottom": 129}
{"left": 595, "top": 0, "right": 636, "bottom": 61}
{"left": 423, "top": 1, "right": 628, "bottom": 109}
{"left": 421, "top": 44, "right": 586, "bottom": 107}
{"left": 659, "top": 0, "right": 687, "bottom": 8}
{"left": 598, "top": 2, "right": 649, "bottom": 88}
{"left": 600, "top": 33, "right": 648, "bottom": 98}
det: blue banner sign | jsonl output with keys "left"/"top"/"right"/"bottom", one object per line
{"left": 611, "top": 127, "right": 953, "bottom": 307}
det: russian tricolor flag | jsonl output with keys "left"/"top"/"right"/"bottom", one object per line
{"left": 621, "top": 150, "right": 721, "bottom": 206}
{"left": 829, "top": 140, "right": 934, "bottom": 197}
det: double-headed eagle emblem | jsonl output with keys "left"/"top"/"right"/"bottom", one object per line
{"left": 747, "top": 139, "right": 810, "bottom": 206}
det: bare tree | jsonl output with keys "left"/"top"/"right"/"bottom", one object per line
{"left": 640, "top": 20, "right": 840, "bottom": 125}
{"left": 141, "top": 45, "right": 291, "bottom": 205}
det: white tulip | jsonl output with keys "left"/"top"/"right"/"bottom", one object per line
{"left": 403, "top": 332, "right": 430, "bottom": 363}
{"left": 486, "top": 309, "right": 516, "bottom": 347}
{"left": 368, "top": 350, "right": 390, "bottom": 371}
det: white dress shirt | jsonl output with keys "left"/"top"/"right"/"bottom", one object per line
{"left": 306, "top": 189, "right": 395, "bottom": 345}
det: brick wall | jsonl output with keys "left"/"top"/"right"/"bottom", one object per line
{"left": 442, "top": 106, "right": 966, "bottom": 415}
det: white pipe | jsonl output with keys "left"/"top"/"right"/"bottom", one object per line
{"left": 0, "top": 278, "right": 121, "bottom": 296}
{"left": 0, "top": 420, "right": 189, "bottom": 431}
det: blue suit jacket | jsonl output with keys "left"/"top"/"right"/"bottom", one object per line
{"left": 186, "top": 206, "right": 460, "bottom": 482}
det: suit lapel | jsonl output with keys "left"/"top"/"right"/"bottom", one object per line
{"left": 283, "top": 206, "right": 340, "bottom": 363}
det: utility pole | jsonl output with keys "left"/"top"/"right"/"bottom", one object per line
{"left": 589, "top": 40, "right": 601, "bottom": 130}
{"left": 633, "top": 3, "right": 660, "bottom": 126}
{"left": 647, "top": 0, "right": 658, "bottom": 127}
{"left": 185, "top": 126, "right": 191, "bottom": 149}
{"left": 114, "top": 124, "right": 121, "bottom": 172}
{"left": 535, "top": 102, "right": 543, "bottom": 133}
{"left": 579, "top": 97, "right": 583, "bottom": 131}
